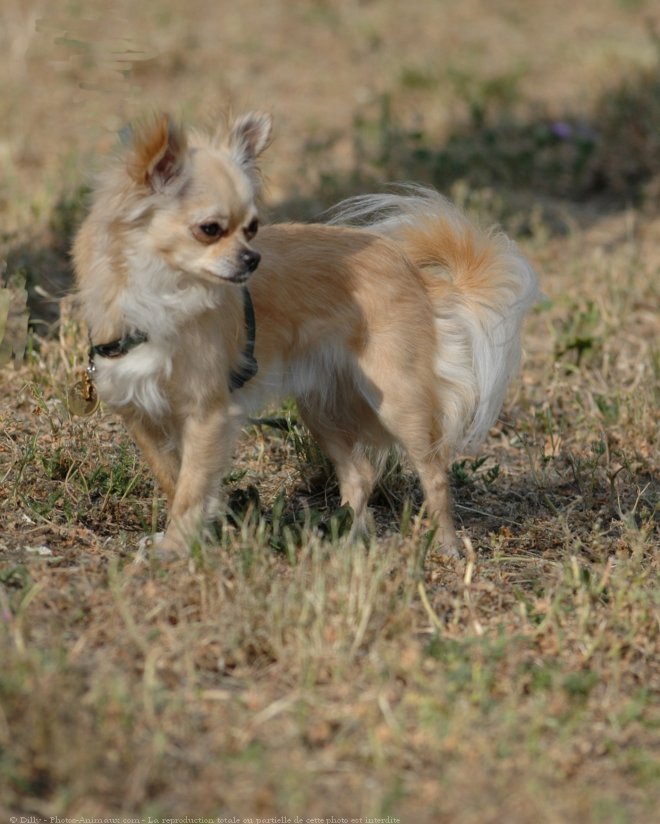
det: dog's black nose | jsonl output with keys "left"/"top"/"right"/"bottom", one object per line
{"left": 239, "top": 249, "right": 261, "bottom": 273}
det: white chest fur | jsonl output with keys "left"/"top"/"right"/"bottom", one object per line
{"left": 93, "top": 342, "right": 173, "bottom": 417}
{"left": 89, "top": 253, "right": 226, "bottom": 418}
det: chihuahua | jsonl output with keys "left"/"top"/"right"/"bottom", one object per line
{"left": 73, "top": 112, "right": 539, "bottom": 556}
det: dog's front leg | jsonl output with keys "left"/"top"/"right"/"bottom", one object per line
{"left": 123, "top": 411, "right": 180, "bottom": 502}
{"left": 159, "top": 406, "right": 241, "bottom": 554}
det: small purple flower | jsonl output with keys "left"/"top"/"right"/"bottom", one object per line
{"left": 550, "top": 121, "right": 573, "bottom": 140}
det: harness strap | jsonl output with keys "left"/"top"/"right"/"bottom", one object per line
{"left": 229, "top": 287, "right": 258, "bottom": 392}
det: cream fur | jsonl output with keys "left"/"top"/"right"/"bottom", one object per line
{"left": 327, "top": 186, "right": 540, "bottom": 450}
{"left": 73, "top": 113, "right": 540, "bottom": 556}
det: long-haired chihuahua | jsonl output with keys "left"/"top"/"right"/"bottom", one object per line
{"left": 73, "top": 112, "right": 539, "bottom": 556}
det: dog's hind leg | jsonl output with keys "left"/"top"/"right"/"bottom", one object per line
{"left": 409, "top": 450, "right": 459, "bottom": 556}
{"left": 332, "top": 446, "right": 377, "bottom": 538}
{"left": 371, "top": 385, "right": 460, "bottom": 556}
{"left": 297, "top": 399, "right": 377, "bottom": 537}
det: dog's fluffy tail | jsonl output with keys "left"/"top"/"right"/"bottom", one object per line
{"left": 327, "top": 184, "right": 540, "bottom": 452}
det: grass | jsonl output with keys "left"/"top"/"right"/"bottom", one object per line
{"left": 1, "top": 1, "right": 659, "bottom": 821}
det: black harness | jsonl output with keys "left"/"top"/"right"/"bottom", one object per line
{"left": 88, "top": 286, "right": 258, "bottom": 393}
{"left": 227, "top": 285, "right": 258, "bottom": 391}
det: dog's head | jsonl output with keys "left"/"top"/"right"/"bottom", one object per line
{"left": 123, "top": 111, "right": 272, "bottom": 284}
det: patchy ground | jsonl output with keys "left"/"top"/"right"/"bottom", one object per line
{"left": 1, "top": 1, "right": 659, "bottom": 821}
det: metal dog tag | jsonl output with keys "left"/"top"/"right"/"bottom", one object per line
{"left": 67, "top": 372, "right": 99, "bottom": 417}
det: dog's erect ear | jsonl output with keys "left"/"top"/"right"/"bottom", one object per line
{"left": 127, "top": 114, "right": 187, "bottom": 190}
{"left": 226, "top": 112, "right": 272, "bottom": 171}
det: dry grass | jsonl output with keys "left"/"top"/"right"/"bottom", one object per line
{"left": 1, "top": 1, "right": 659, "bottom": 822}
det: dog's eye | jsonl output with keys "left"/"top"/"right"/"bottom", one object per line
{"left": 244, "top": 218, "right": 259, "bottom": 240}
{"left": 193, "top": 222, "right": 226, "bottom": 243}
{"left": 201, "top": 222, "right": 223, "bottom": 238}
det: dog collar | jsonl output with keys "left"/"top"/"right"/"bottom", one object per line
{"left": 89, "top": 330, "right": 149, "bottom": 360}
{"left": 88, "top": 287, "right": 258, "bottom": 391}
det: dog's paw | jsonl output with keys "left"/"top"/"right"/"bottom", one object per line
{"left": 435, "top": 527, "right": 463, "bottom": 559}
{"left": 134, "top": 531, "right": 183, "bottom": 563}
